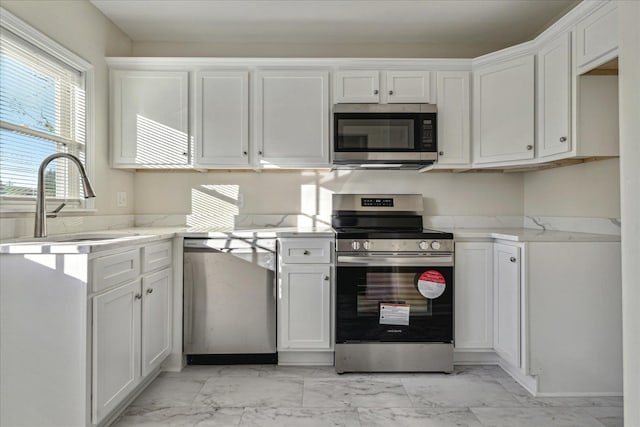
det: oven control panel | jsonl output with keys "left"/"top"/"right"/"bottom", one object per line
{"left": 337, "top": 239, "right": 454, "bottom": 253}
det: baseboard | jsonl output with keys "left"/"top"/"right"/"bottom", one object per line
{"left": 277, "top": 351, "right": 334, "bottom": 366}
{"left": 497, "top": 359, "right": 538, "bottom": 396}
{"left": 453, "top": 349, "right": 499, "bottom": 364}
{"left": 534, "top": 391, "right": 623, "bottom": 397}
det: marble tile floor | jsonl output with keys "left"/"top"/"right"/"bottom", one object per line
{"left": 112, "top": 365, "right": 623, "bottom": 427}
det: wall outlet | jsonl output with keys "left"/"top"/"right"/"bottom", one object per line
{"left": 116, "top": 191, "right": 127, "bottom": 208}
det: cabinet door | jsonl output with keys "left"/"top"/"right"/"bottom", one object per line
{"left": 386, "top": 71, "right": 431, "bottom": 103}
{"left": 278, "top": 264, "right": 331, "bottom": 350}
{"left": 435, "top": 71, "right": 471, "bottom": 166}
{"left": 538, "top": 33, "right": 572, "bottom": 158}
{"left": 92, "top": 279, "right": 141, "bottom": 424}
{"left": 473, "top": 56, "right": 535, "bottom": 164}
{"left": 195, "top": 71, "right": 249, "bottom": 167}
{"left": 112, "top": 70, "right": 190, "bottom": 167}
{"left": 493, "top": 243, "right": 521, "bottom": 368}
{"left": 455, "top": 242, "right": 493, "bottom": 349}
{"left": 255, "top": 70, "right": 330, "bottom": 167}
{"left": 576, "top": 2, "right": 618, "bottom": 74}
{"left": 142, "top": 268, "right": 172, "bottom": 376}
{"left": 335, "top": 70, "right": 380, "bottom": 103}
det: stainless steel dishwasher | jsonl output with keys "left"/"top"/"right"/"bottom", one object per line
{"left": 183, "top": 236, "right": 277, "bottom": 364}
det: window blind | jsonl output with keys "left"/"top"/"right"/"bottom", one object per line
{"left": 0, "top": 28, "right": 86, "bottom": 205}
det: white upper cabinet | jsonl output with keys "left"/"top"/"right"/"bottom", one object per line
{"left": 435, "top": 71, "right": 470, "bottom": 166}
{"left": 335, "top": 70, "right": 431, "bottom": 104}
{"left": 111, "top": 70, "right": 190, "bottom": 167}
{"left": 537, "top": 33, "right": 572, "bottom": 158}
{"left": 576, "top": 1, "right": 618, "bottom": 74}
{"left": 335, "top": 70, "right": 380, "bottom": 103}
{"left": 473, "top": 55, "right": 535, "bottom": 165}
{"left": 386, "top": 71, "right": 432, "bottom": 103}
{"left": 254, "top": 70, "right": 330, "bottom": 167}
{"left": 195, "top": 71, "right": 249, "bottom": 167}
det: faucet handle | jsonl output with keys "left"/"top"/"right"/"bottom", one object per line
{"left": 47, "top": 202, "right": 66, "bottom": 218}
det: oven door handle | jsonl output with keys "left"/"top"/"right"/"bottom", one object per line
{"left": 337, "top": 254, "right": 454, "bottom": 267}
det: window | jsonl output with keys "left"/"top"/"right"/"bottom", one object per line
{"left": 0, "top": 9, "right": 93, "bottom": 212}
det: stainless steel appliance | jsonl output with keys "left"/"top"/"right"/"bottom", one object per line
{"left": 333, "top": 194, "right": 454, "bottom": 373}
{"left": 333, "top": 104, "right": 437, "bottom": 170}
{"left": 183, "top": 235, "right": 277, "bottom": 364}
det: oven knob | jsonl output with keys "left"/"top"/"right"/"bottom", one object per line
{"left": 351, "top": 241, "right": 361, "bottom": 250}
{"left": 431, "top": 241, "right": 441, "bottom": 250}
{"left": 418, "top": 241, "right": 429, "bottom": 250}
{"left": 363, "top": 240, "right": 372, "bottom": 250}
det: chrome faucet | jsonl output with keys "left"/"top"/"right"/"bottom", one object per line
{"left": 34, "top": 153, "right": 96, "bottom": 238}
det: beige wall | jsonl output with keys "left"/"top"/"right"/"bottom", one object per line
{"left": 523, "top": 158, "right": 620, "bottom": 218}
{"left": 134, "top": 170, "right": 524, "bottom": 217}
{"left": 1, "top": 0, "right": 134, "bottom": 216}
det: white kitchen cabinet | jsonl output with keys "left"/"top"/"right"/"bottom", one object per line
{"left": 386, "top": 70, "right": 431, "bottom": 103}
{"left": 493, "top": 243, "right": 521, "bottom": 368}
{"left": 277, "top": 236, "right": 334, "bottom": 365}
{"left": 576, "top": 1, "right": 618, "bottom": 74}
{"left": 195, "top": 71, "right": 249, "bottom": 167}
{"left": 473, "top": 55, "right": 535, "bottom": 165}
{"left": 92, "top": 279, "right": 142, "bottom": 424}
{"left": 435, "top": 71, "right": 471, "bottom": 167}
{"left": 142, "top": 268, "right": 173, "bottom": 376}
{"left": 111, "top": 70, "right": 190, "bottom": 168}
{"left": 334, "top": 70, "right": 431, "bottom": 104}
{"left": 454, "top": 242, "right": 493, "bottom": 349}
{"left": 335, "top": 70, "right": 380, "bottom": 103}
{"left": 538, "top": 33, "right": 572, "bottom": 158}
{"left": 255, "top": 70, "right": 330, "bottom": 167}
{"left": 278, "top": 264, "right": 332, "bottom": 350}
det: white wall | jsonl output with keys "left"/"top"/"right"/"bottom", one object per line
{"left": 523, "top": 158, "right": 620, "bottom": 218}
{"left": 134, "top": 170, "right": 524, "bottom": 217}
{"left": 1, "top": 0, "right": 134, "bottom": 217}
{"left": 618, "top": 1, "right": 640, "bottom": 424}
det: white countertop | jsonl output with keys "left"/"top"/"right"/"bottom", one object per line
{"left": 0, "top": 225, "right": 618, "bottom": 254}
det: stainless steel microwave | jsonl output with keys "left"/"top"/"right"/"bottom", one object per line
{"left": 333, "top": 104, "right": 437, "bottom": 170}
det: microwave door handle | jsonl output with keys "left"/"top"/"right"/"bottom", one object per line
{"left": 337, "top": 255, "right": 453, "bottom": 267}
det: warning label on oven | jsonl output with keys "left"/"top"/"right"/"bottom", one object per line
{"left": 379, "top": 303, "right": 410, "bottom": 326}
{"left": 417, "top": 270, "right": 446, "bottom": 299}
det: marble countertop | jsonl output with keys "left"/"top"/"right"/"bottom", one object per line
{"left": 0, "top": 225, "right": 619, "bottom": 254}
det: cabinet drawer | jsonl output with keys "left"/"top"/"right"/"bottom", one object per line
{"left": 280, "top": 239, "right": 331, "bottom": 264}
{"left": 142, "top": 241, "right": 172, "bottom": 273}
{"left": 92, "top": 249, "right": 141, "bottom": 292}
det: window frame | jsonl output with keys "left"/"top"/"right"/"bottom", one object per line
{"left": 0, "top": 7, "right": 95, "bottom": 214}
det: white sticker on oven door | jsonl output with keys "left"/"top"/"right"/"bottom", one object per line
{"left": 417, "top": 270, "right": 446, "bottom": 299}
{"left": 379, "top": 303, "right": 410, "bottom": 326}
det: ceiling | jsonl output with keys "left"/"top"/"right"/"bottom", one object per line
{"left": 91, "top": 0, "right": 581, "bottom": 57}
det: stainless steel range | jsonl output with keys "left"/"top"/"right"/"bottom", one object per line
{"left": 332, "top": 194, "right": 454, "bottom": 373}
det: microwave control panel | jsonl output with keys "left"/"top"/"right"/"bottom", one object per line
{"left": 421, "top": 119, "right": 436, "bottom": 150}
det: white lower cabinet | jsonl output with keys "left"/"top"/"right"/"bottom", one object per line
{"left": 277, "top": 237, "right": 334, "bottom": 365}
{"left": 278, "top": 264, "right": 331, "bottom": 349}
{"left": 493, "top": 243, "right": 521, "bottom": 368}
{"left": 142, "top": 268, "right": 173, "bottom": 376}
{"left": 454, "top": 242, "right": 493, "bottom": 349}
{"left": 93, "top": 280, "right": 142, "bottom": 424}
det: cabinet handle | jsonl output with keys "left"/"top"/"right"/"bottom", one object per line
{"left": 373, "top": 89, "right": 379, "bottom": 95}
{"left": 510, "top": 257, "right": 516, "bottom": 263}
{"left": 134, "top": 293, "right": 142, "bottom": 300}
{"left": 259, "top": 151, "right": 263, "bottom": 156}
{"left": 182, "top": 151, "right": 188, "bottom": 156}
{"left": 303, "top": 250, "right": 310, "bottom": 255}
{"left": 389, "top": 90, "right": 394, "bottom": 95}
{"left": 243, "top": 151, "right": 248, "bottom": 156}
{"left": 324, "top": 276, "right": 330, "bottom": 281}
{"left": 526, "top": 145, "right": 533, "bottom": 151}
{"left": 559, "top": 136, "right": 567, "bottom": 142}
{"left": 438, "top": 151, "right": 444, "bottom": 156}
{"left": 146, "top": 288, "right": 153, "bottom": 294}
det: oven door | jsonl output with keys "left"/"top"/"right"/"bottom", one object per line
{"left": 336, "top": 253, "right": 453, "bottom": 343}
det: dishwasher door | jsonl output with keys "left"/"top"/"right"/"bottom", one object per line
{"left": 183, "top": 239, "right": 276, "bottom": 362}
